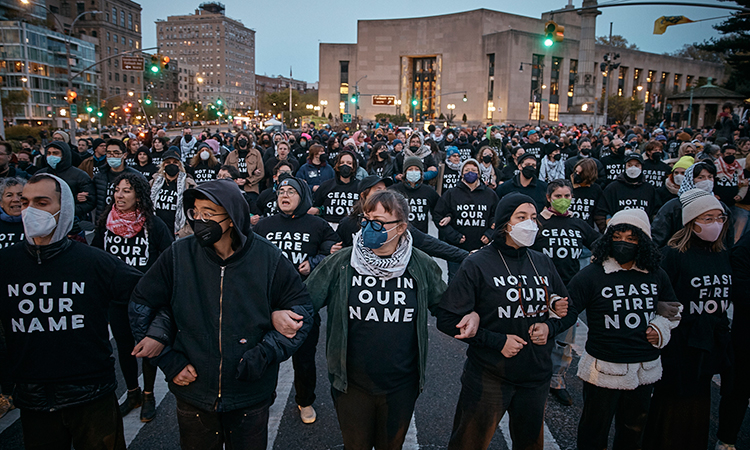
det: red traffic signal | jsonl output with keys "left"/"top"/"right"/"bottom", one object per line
{"left": 161, "top": 55, "right": 170, "bottom": 70}
{"left": 66, "top": 89, "right": 77, "bottom": 103}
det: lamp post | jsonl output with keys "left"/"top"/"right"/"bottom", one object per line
{"left": 395, "top": 99, "right": 402, "bottom": 116}
{"left": 320, "top": 100, "right": 327, "bottom": 117}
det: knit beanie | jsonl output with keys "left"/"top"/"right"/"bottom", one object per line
{"left": 460, "top": 158, "right": 480, "bottom": 174}
{"left": 492, "top": 193, "right": 537, "bottom": 242}
{"left": 673, "top": 156, "right": 695, "bottom": 172}
{"left": 403, "top": 156, "right": 424, "bottom": 172}
{"left": 606, "top": 209, "right": 651, "bottom": 238}
{"left": 53, "top": 130, "right": 70, "bottom": 144}
{"left": 680, "top": 188, "right": 723, "bottom": 225}
{"left": 517, "top": 152, "right": 537, "bottom": 167}
{"left": 92, "top": 138, "right": 106, "bottom": 150}
{"left": 446, "top": 146, "right": 460, "bottom": 157}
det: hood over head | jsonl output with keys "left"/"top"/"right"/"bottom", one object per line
{"left": 492, "top": 192, "right": 537, "bottom": 243}
{"left": 277, "top": 176, "right": 312, "bottom": 217}
{"left": 25, "top": 173, "right": 75, "bottom": 245}
{"left": 183, "top": 179, "right": 250, "bottom": 247}
{"left": 45, "top": 141, "right": 73, "bottom": 172}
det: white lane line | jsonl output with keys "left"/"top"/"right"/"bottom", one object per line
{"left": 268, "top": 359, "right": 295, "bottom": 449}
{"left": 403, "top": 413, "right": 419, "bottom": 449}
{"left": 0, "top": 409, "right": 20, "bottom": 435}
{"left": 499, "top": 414, "right": 560, "bottom": 450}
{"left": 119, "top": 367, "right": 170, "bottom": 447}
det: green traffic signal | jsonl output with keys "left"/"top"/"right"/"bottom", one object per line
{"left": 544, "top": 37, "right": 554, "bottom": 47}
{"left": 150, "top": 65, "right": 159, "bottom": 73}
{"left": 145, "top": 98, "right": 152, "bottom": 105}
{"left": 217, "top": 99, "right": 222, "bottom": 105}
{"left": 411, "top": 99, "right": 418, "bottom": 106}
{"left": 86, "top": 106, "right": 93, "bottom": 113}
{"left": 350, "top": 95, "right": 357, "bottom": 104}
{"left": 97, "top": 112, "right": 103, "bottom": 117}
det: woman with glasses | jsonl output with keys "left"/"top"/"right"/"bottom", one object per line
{"left": 643, "top": 189, "right": 733, "bottom": 450}
{"left": 92, "top": 172, "right": 173, "bottom": 422}
{"left": 436, "top": 193, "right": 570, "bottom": 450}
{"left": 0, "top": 177, "right": 25, "bottom": 248}
{"left": 305, "top": 189, "right": 447, "bottom": 450}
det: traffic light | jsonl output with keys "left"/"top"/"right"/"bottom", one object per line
{"left": 350, "top": 94, "right": 358, "bottom": 104}
{"left": 86, "top": 106, "right": 93, "bottom": 113}
{"left": 150, "top": 55, "right": 159, "bottom": 73}
{"left": 411, "top": 98, "right": 418, "bottom": 106}
{"left": 144, "top": 97, "right": 152, "bottom": 105}
{"left": 66, "top": 89, "right": 77, "bottom": 103}
{"left": 543, "top": 20, "right": 564, "bottom": 47}
{"left": 96, "top": 111, "right": 103, "bottom": 117}
{"left": 216, "top": 98, "right": 222, "bottom": 106}
{"left": 161, "top": 55, "right": 170, "bottom": 70}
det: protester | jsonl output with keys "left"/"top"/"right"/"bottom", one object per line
{"left": 150, "top": 136, "right": 169, "bottom": 167}
{"left": 523, "top": 129, "right": 544, "bottom": 159}
{"left": 150, "top": 148, "right": 196, "bottom": 237}
{"left": 264, "top": 140, "right": 299, "bottom": 187}
{"left": 224, "top": 131, "right": 265, "bottom": 199}
{"left": 390, "top": 156, "right": 440, "bottom": 234}
{"left": 564, "top": 138, "right": 605, "bottom": 181}
{"left": 38, "top": 141, "right": 96, "bottom": 220}
{"left": 296, "top": 143, "right": 335, "bottom": 192}
{"left": 78, "top": 138, "right": 109, "bottom": 178}
{"left": 654, "top": 156, "right": 694, "bottom": 211}
{"left": 641, "top": 141, "right": 671, "bottom": 188}
{"left": 600, "top": 138, "right": 627, "bottom": 185}
{"left": 187, "top": 142, "right": 221, "bottom": 184}
{"left": 179, "top": 126, "right": 198, "bottom": 162}
{"left": 438, "top": 146, "right": 463, "bottom": 195}
{"left": 0, "top": 177, "right": 25, "bottom": 248}
{"left": 569, "top": 158, "right": 603, "bottom": 230}
{"left": 539, "top": 143, "right": 565, "bottom": 183}
{"left": 0, "top": 173, "right": 142, "bottom": 449}
{"left": 130, "top": 179, "right": 313, "bottom": 450}
{"left": 395, "top": 133, "right": 438, "bottom": 181}
{"left": 305, "top": 189, "right": 447, "bottom": 449}
{"left": 495, "top": 152, "right": 547, "bottom": 210}
{"left": 132, "top": 146, "right": 159, "bottom": 181}
{"left": 15, "top": 150, "right": 38, "bottom": 176}
{"left": 365, "top": 141, "right": 396, "bottom": 179}
{"left": 594, "top": 154, "right": 657, "bottom": 231}
{"left": 0, "top": 142, "right": 28, "bottom": 180}
{"left": 311, "top": 150, "right": 360, "bottom": 225}
{"left": 436, "top": 192, "right": 570, "bottom": 450}
{"left": 93, "top": 139, "right": 144, "bottom": 220}
{"left": 714, "top": 144, "right": 748, "bottom": 239}
{"left": 500, "top": 145, "right": 525, "bottom": 182}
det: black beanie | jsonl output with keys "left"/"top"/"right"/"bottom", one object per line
{"left": 492, "top": 192, "right": 537, "bottom": 241}
{"left": 517, "top": 152, "right": 537, "bottom": 167}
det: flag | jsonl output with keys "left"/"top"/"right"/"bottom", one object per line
{"left": 653, "top": 16, "right": 694, "bottom": 35}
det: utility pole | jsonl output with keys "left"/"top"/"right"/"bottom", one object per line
{"left": 601, "top": 22, "right": 620, "bottom": 127}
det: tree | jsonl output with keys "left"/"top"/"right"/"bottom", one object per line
{"left": 175, "top": 101, "right": 204, "bottom": 121}
{"left": 1, "top": 89, "right": 29, "bottom": 118}
{"left": 666, "top": 43, "right": 726, "bottom": 64}
{"left": 596, "top": 35, "right": 638, "bottom": 50}
{"left": 598, "top": 95, "right": 644, "bottom": 124}
{"left": 697, "top": 1, "right": 750, "bottom": 96}
{"left": 462, "top": 113, "right": 467, "bottom": 123}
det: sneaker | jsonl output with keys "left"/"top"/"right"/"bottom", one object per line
{"left": 119, "top": 387, "right": 143, "bottom": 417}
{"left": 715, "top": 441, "right": 736, "bottom": 450}
{"left": 550, "top": 387, "right": 573, "bottom": 406}
{"left": 298, "top": 405, "right": 316, "bottom": 424}
{"left": 0, "top": 395, "right": 14, "bottom": 419}
{"left": 140, "top": 392, "right": 156, "bottom": 423}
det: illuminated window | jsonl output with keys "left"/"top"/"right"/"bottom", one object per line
{"left": 549, "top": 104, "right": 559, "bottom": 121}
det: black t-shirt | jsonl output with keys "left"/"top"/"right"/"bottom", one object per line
{"left": 151, "top": 150, "right": 166, "bottom": 168}
{"left": 533, "top": 214, "right": 600, "bottom": 285}
{"left": 390, "top": 182, "right": 440, "bottom": 234}
{"left": 567, "top": 262, "right": 678, "bottom": 363}
{"left": 570, "top": 184, "right": 603, "bottom": 229}
{"left": 641, "top": 159, "right": 671, "bottom": 188}
{"left": 253, "top": 214, "right": 339, "bottom": 271}
{"left": 0, "top": 220, "right": 24, "bottom": 249}
{"left": 523, "top": 142, "right": 544, "bottom": 160}
{"left": 347, "top": 269, "right": 419, "bottom": 394}
{"left": 596, "top": 178, "right": 657, "bottom": 219}
{"left": 134, "top": 163, "right": 158, "bottom": 182}
{"left": 440, "top": 165, "right": 461, "bottom": 193}
{"left": 715, "top": 168, "right": 741, "bottom": 207}
{"left": 313, "top": 178, "right": 360, "bottom": 223}
{"left": 236, "top": 150, "right": 249, "bottom": 177}
{"left": 600, "top": 154, "right": 626, "bottom": 184}
{"left": 188, "top": 163, "right": 220, "bottom": 184}
{"left": 154, "top": 180, "right": 179, "bottom": 232}
{"left": 92, "top": 219, "right": 173, "bottom": 273}
{"left": 435, "top": 182, "right": 498, "bottom": 251}
{"left": 253, "top": 187, "right": 278, "bottom": 217}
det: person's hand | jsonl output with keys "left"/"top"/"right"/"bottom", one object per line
{"left": 480, "top": 235, "right": 490, "bottom": 245}
{"left": 455, "top": 312, "right": 480, "bottom": 339}
{"left": 459, "top": 235, "right": 466, "bottom": 244}
{"left": 330, "top": 241, "right": 343, "bottom": 253}
{"left": 312, "top": 185, "right": 319, "bottom": 192}
{"left": 250, "top": 214, "right": 260, "bottom": 225}
{"left": 308, "top": 207, "right": 320, "bottom": 216}
{"left": 528, "top": 323, "right": 549, "bottom": 346}
{"left": 254, "top": 168, "right": 262, "bottom": 175}
{"left": 501, "top": 335, "right": 527, "bottom": 358}
{"left": 439, "top": 216, "right": 451, "bottom": 227}
{"left": 396, "top": 173, "right": 404, "bottom": 181}
{"left": 298, "top": 260, "right": 311, "bottom": 276}
{"left": 551, "top": 297, "right": 569, "bottom": 318}
{"left": 132, "top": 337, "right": 165, "bottom": 358}
{"left": 646, "top": 326, "right": 660, "bottom": 346}
{"left": 173, "top": 364, "right": 197, "bottom": 386}
{"left": 76, "top": 192, "right": 89, "bottom": 203}
{"left": 734, "top": 195, "right": 743, "bottom": 201}
{"left": 272, "top": 310, "right": 303, "bottom": 339}
{"left": 656, "top": 301, "right": 682, "bottom": 321}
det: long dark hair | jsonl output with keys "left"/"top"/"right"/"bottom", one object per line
{"left": 591, "top": 223, "right": 661, "bottom": 273}
{"left": 96, "top": 172, "right": 156, "bottom": 232}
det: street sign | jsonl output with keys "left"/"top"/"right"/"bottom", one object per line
{"left": 372, "top": 95, "right": 396, "bottom": 106}
{"left": 343, "top": 114, "right": 352, "bottom": 123}
{"left": 70, "top": 104, "right": 77, "bottom": 117}
{"left": 122, "top": 56, "right": 144, "bottom": 71}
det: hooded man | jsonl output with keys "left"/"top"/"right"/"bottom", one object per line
{"left": 130, "top": 179, "right": 314, "bottom": 450}
{"left": 390, "top": 156, "right": 440, "bottom": 234}
{"left": 78, "top": 138, "right": 109, "bottom": 178}
{"left": 594, "top": 154, "right": 657, "bottom": 231}
{"left": 0, "top": 173, "right": 142, "bottom": 449}
{"left": 495, "top": 152, "right": 548, "bottom": 212}
{"left": 38, "top": 141, "right": 96, "bottom": 220}
{"left": 93, "top": 139, "right": 145, "bottom": 220}
{"left": 252, "top": 176, "right": 340, "bottom": 425}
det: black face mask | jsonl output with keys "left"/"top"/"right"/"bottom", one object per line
{"left": 580, "top": 147, "right": 591, "bottom": 156}
{"left": 165, "top": 164, "right": 180, "bottom": 177}
{"left": 521, "top": 165, "right": 536, "bottom": 179}
{"left": 651, "top": 152, "right": 663, "bottom": 161}
{"left": 482, "top": 155, "right": 492, "bottom": 163}
{"left": 379, "top": 152, "right": 387, "bottom": 160}
{"left": 184, "top": 134, "right": 193, "bottom": 142}
{"left": 17, "top": 161, "right": 30, "bottom": 169}
{"left": 409, "top": 145, "right": 420, "bottom": 152}
{"left": 193, "top": 217, "right": 228, "bottom": 248}
{"left": 723, "top": 155, "right": 736, "bottom": 164}
{"left": 611, "top": 241, "right": 638, "bottom": 265}
{"left": 319, "top": 154, "right": 327, "bottom": 163}
{"left": 459, "top": 136, "right": 468, "bottom": 142}
{"left": 262, "top": 139, "right": 271, "bottom": 145}
{"left": 338, "top": 164, "right": 353, "bottom": 178}
{"left": 553, "top": 153, "right": 562, "bottom": 161}
{"left": 237, "top": 139, "right": 248, "bottom": 148}
{"left": 573, "top": 173, "right": 583, "bottom": 184}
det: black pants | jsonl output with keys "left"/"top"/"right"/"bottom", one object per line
{"left": 718, "top": 331, "right": 750, "bottom": 445}
{"left": 0, "top": 321, "right": 12, "bottom": 395}
{"left": 175, "top": 397, "right": 271, "bottom": 450}
{"left": 447, "top": 359, "right": 548, "bottom": 450}
{"left": 578, "top": 381, "right": 653, "bottom": 450}
{"left": 20, "top": 392, "right": 125, "bottom": 450}
{"left": 293, "top": 312, "right": 320, "bottom": 407}
{"left": 331, "top": 383, "right": 418, "bottom": 450}
{"left": 109, "top": 304, "right": 156, "bottom": 392}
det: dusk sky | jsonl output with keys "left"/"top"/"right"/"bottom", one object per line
{"left": 141, "top": 0, "right": 732, "bottom": 83}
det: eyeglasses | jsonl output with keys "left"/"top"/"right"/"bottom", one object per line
{"left": 358, "top": 214, "right": 400, "bottom": 232}
{"left": 696, "top": 215, "right": 727, "bottom": 225}
{"left": 278, "top": 188, "right": 298, "bottom": 197}
{"left": 187, "top": 208, "right": 228, "bottom": 223}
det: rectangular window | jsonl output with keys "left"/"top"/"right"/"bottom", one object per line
{"left": 568, "top": 59, "right": 578, "bottom": 109}
{"left": 487, "top": 53, "right": 495, "bottom": 102}
{"left": 77, "top": 2, "right": 84, "bottom": 16}
{"left": 112, "top": 8, "right": 117, "bottom": 24}
{"left": 115, "top": 73, "right": 119, "bottom": 81}
{"left": 121, "top": 11, "right": 125, "bottom": 28}
{"left": 646, "top": 70, "right": 655, "bottom": 103}
{"left": 129, "top": 13, "right": 133, "bottom": 30}
{"left": 412, "top": 57, "right": 437, "bottom": 120}
{"left": 617, "top": 66, "right": 627, "bottom": 97}
{"left": 339, "top": 60, "right": 349, "bottom": 107}
{"left": 549, "top": 104, "right": 559, "bottom": 121}
{"left": 686, "top": 75, "right": 695, "bottom": 89}
{"left": 674, "top": 74, "right": 682, "bottom": 93}
{"left": 529, "top": 54, "right": 544, "bottom": 121}
{"left": 633, "top": 68, "right": 642, "bottom": 97}
{"left": 550, "top": 57, "right": 562, "bottom": 105}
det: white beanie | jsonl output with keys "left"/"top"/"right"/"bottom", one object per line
{"left": 606, "top": 209, "right": 651, "bottom": 238}
{"left": 680, "top": 188, "right": 723, "bottom": 225}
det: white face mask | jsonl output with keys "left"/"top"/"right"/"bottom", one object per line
{"left": 626, "top": 166, "right": 642, "bottom": 178}
{"left": 200, "top": 150, "right": 210, "bottom": 161}
{"left": 22, "top": 207, "right": 60, "bottom": 239}
{"left": 673, "top": 174, "right": 685, "bottom": 185}
{"left": 494, "top": 133, "right": 502, "bottom": 140}
{"left": 509, "top": 219, "right": 539, "bottom": 247}
{"left": 695, "top": 179, "right": 714, "bottom": 193}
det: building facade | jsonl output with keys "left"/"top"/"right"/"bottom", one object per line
{"left": 178, "top": 62, "right": 199, "bottom": 104}
{"left": 156, "top": 2, "right": 255, "bottom": 111}
{"left": 318, "top": 8, "right": 724, "bottom": 126}
{"left": 255, "top": 74, "right": 309, "bottom": 94}
{"left": 0, "top": 20, "right": 98, "bottom": 127}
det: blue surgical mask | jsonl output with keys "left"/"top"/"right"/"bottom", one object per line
{"left": 406, "top": 170, "right": 421, "bottom": 183}
{"left": 362, "top": 222, "right": 399, "bottom": 250}
{"left": 107, "top": 157, "right": 123, "bottom": 169}
{"left": 46, "top": 155, "right": 62, "bottom": 169}
{"left": 464, "top": 171, "right": 479, "bottom": 183}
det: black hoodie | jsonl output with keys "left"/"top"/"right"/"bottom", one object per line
{"left": 600, "top": 152, "right": 626, "bottom": 186}
{"left": 434, "top": 181, "right": 498, "bottom": 251}
{"left": 595, "top": 172, "right": 657, "bottom": 221}
{"left": 312, "top": 176, "right": 360, "bottom": 224}
{"left": 38, "top": 141, "right": 96, "bottom": 219}
{"left": 390, "top": 180, "right": 440, "bottom": 234}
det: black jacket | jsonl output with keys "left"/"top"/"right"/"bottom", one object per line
{"left": 390, "top": 181, "right": 440, "bottom": 234}
{"left": 594, "top": 173, "right": 657, "bottom": 225}
{"left": 652, "top": 197, "right": 734, "bottom": 248}
{"left": 93, "top": 166, "right": 145, "bottom": 221}
{"left": 130, "top": 179, "right": 314, "bottom": 412}
{"left": 38, "top": 141, "right": 96, "bottom": 219}
{"left": 495, "top": 174, "right": 548, "bottom": 212}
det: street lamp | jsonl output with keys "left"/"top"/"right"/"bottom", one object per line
{"left": 395, "top": 99, "right": 402, "bottom": 115}
{"left": 320, "top": 100, "right": 328, "bottom": 117}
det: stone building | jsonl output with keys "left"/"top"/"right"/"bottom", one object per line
{"left": 318, "top": 7, "right": 724, "bottom": 126}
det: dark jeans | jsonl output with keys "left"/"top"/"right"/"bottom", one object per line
{"left": 109, "top": 304, "right": 157, "bottom": 392}
{"left": 331, "top": 383, "right": 419, "bottom": 450}
{"left": 20, "top": 392, "right": 125, "bottom": 450}
{"left": 447, "top": 359, "right": 549, "bottom": 450}
{"left": 578, "top": 381, "right": 653, "bottom": 450}
{"left": 293, "top": 312, "right": 320, "bottom": 407}
{"left": 175, "top": 397, "right": 271, "bottom": 450}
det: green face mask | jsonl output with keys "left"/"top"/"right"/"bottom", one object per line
{"left": 551, "top": 198, "right": 572, "bottom": 214}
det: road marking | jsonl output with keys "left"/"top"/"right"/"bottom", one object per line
{"left": 499, "top": 414, "right": 560, "bottom": 450}
{"left": 404, "top": 413, "right": 419, "bottom": 449}
{"left": 268, "top": 359, "right": 295, "bottom": 449}
{"left": 119, "top": 368, "right": 170, "bottom": 446}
